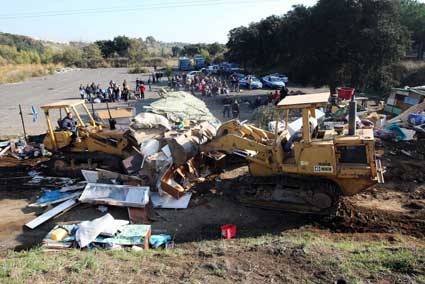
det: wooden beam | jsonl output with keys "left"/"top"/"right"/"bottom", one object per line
{"left": 25, "top": 199, "right": 78, "bottom": 229}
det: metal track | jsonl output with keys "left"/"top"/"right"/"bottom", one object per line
{"left": 44, "top": 152, "right": 123, "bottom": 177}
{"left": 226, "top": 175, "right": 342, "bottom": 215}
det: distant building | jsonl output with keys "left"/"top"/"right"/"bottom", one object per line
{"left": 385, "top": 86, "right": 425, "bottom": 115}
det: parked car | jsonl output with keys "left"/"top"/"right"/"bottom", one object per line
{"left": 240, "top": 75, "right": 263, "bottom": 89}
{"left": 262, "top": 75, "right": 286, "bottom": 89}
{"left": 186, "top": 71, "right": 202, "bottom": 80}
{"left": 207, "top": 65, "right": 220, "bottom": 74}
{"left": 222, "top": 62, "right": 243, "bottom": 74}
{"left": 269, "top": 73, "right": 289, "bottom": 83}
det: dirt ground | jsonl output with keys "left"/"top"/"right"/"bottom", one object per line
{"left": 1, "top": 140, "right": 425, "bottom": 253}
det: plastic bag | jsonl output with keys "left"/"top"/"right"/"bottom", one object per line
{"left": 131, "top": 112, "right": 171, "bottom": 130}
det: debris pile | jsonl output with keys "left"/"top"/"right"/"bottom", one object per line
{"left": 0, "top": 138, "right": 50, "bottom": 160}
{"left": 21, "top": 91, "right": 220, "bottom": 251}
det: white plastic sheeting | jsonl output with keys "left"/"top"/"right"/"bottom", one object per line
{"left": 131, "top": 112, "right": 171, "bottom": 130}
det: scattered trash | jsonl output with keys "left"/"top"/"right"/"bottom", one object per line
{"left": 97, "top": 205, "right": 108, "bottom": 213}
{"left": 151, "top": 192, "right": 192, "bottom": 209}
{"left": 149, "top": 234, "right": 172, "bottom": 248}
{"left": 79, "top": 183, "right": 150, "bottom": 208}
{"left": 221, "top": 224, "right": 237, "bottom": 239}
{"left": 76, "top": 213, "right": 117, "bottom": 248}
{"left": 131, "top": 112, "right": 172, "bottom": 130}
{"left": 51, "top": 227, "right": 68, "bottom": 241}
{"left": 30, "top": 190, "right": 82, "bottom": 207}
{"left": 26, "top": 199, "right": 79, "bottom": 229}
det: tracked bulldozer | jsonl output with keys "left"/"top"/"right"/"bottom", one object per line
{"left": 197, "top": 93, "right": 384, "bottom": 214}
{"left": 40, "top": 100, "right": 138, "bottom": 176}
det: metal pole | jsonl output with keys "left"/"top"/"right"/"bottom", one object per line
{"left": 18, "top": 104, "right": 28, "bottom": 142}
{"left": 91, "top": 102, "right": 95, "bottom": 117}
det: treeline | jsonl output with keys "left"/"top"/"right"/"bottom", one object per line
{"left": 171, "top": 43, "right": 226, "bottom": 64}
{"left": 226, "top": 0, "right": 425, "bottom": 93}
{"left": 0, "top": 33, "right": 180, "bottom": 69}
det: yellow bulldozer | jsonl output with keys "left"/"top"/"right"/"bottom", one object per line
{"left": 197, "top": 92, "right": 384, "bottom": 214}
{"left": 40, "top": 99, "right": 138, "bottom": 176}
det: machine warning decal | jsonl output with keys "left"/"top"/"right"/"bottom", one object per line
{"left": 314, "top": 165, "right": 333, "bottom": 173}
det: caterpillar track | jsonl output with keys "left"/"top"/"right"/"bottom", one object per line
{"left": 44, "top": 152, "right": 123, "bottom": 178}
{"left": 222, "top": 175, "right": 342, "bottom": 215}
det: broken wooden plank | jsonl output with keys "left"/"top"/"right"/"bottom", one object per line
{"left": 387, "top": 101, "right": 425, "bottom": 125}
{"left": 25, "top": 199, "right": 78, "bottom": 229}
{"left": 0, "top": 145, "right": 11, "bottom": 157}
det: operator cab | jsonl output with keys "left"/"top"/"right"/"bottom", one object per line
{"left": 40, "top": 100, "right": 98, "bottom": 151}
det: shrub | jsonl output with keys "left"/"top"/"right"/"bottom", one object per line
{"left": 128, "top": 65, "right": 150, "bottom": 74}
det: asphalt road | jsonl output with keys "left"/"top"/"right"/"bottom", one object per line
{"left": 0, "top": 68, "right": 159, "bottom": 137}
{"left": 0, "top": 68, "right": 327, "bottom": 137}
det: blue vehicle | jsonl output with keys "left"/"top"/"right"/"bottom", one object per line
{"left": 269, "top": 73, "right": 289, "bottom": 83}
{"left": 240, "top": 75, "right": 263, "bottom": 89}
{"left": 194, "top": 55, "right": 205, "bottom": 69}
{"left": 262, "top": 75, "right": 286, "bottom": 89}
{"left": 179, "top": 57, "right": 192, "bottom": 71}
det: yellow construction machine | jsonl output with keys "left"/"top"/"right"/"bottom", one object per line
{"left": 40, "top": 99, "right": 138, "bottom": 175}
{"left": 200, "top": 93, "right": 384, "bottom": 213}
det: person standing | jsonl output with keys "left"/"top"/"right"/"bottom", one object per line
{"left": 148, "top": 78, "right": 152, "bottom": 91}
{"left": 139, "top": 83, "right": 146, "bottom": 100}
{"left": 248, "top": 76, "right": 253, "bottom": 90}
{"left": 232, "top": 99, "right": 240, "bottom": 119}
{"left": 222, "top": 95, "right": 231, "bottom": 119}
{"left": 280, "top": 84, "right": 289, "bottom": 101}
{"left": 273, "top": 90, "right": 280, "bottom": 105}
{"left": 79, "top": 84, "right": 85, "bottom": 100}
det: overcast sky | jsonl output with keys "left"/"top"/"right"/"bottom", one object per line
{"left": 0, "top": 0, "right": 320, "bottom": 43}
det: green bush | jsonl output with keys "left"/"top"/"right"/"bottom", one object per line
{"left": 128, "top": 65, "right": 150, "bottom": 74}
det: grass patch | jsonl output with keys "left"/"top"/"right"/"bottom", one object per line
{"left": 0, "top": 232, "right": 424, "bottom": 284}
{"left": 0, "top": 64, "right": 62, "bottom": 84}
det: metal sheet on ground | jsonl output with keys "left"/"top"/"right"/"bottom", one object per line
{"left": 79, "top": 183, "right": 149, "bottom": 208}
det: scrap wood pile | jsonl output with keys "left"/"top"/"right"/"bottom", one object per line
{"left": 23, "top": 91, "right": 221, "bottom": 251}
{"left": 0, "top": 138, "right": 51, "bottom": 160}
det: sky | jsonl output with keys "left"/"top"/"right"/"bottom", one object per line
{"left": 0, "top": 0, "right": 319, "bottom": 43}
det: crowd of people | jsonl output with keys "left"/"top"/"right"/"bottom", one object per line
{"left": 168, "top": 72, "right": 232, "bottom": 96}
{"left": 77, "top": 70, "right": 289, "bottom": 120}
{"left": 78, "top": 76, "right": 156, "bottom": 103}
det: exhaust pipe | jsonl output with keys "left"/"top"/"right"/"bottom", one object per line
{"left": 348, "top": 96, "right": 357, "bottom": 136}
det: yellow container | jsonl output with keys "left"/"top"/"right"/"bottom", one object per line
{"left": 51, "top": 228, "right": 68, "bottom": 241}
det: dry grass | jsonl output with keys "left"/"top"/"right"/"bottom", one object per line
{"left": 1, "top": 231, "right": 424, "bottom": 284}
{"left": 0, "top": 64, "right": 62, "bottom": 84}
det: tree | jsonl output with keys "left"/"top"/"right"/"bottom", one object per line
{"left": 113, "top": 36, "right": 132, "bottom": 57}
{"left": 145, "top": 36, "right": 157, "bottom": 46}
{"left": 400, "top": 0, "right": 425, "bottom": 59}
{"left": 207, "top": 42, "right": 224, "bottom": 56}
{"left": 182, "top": 45, "right": 201, "bottom": 57}
{"left": 83, "top": 44, "right": 105, "bottom": 68}
{"left": 128, "top": 39, "right": 148, "bottom": 63}
{"left": 59, "top": 46, "right": 83, "bottom": 67}
{"left": 171, "top": 46, "right": 182, "bottom": 57}
{"left": 225, "top": 0, "right": 409, "bottom": 93}
{"left": 301, "top": 0, "right": 409, "bottom": 92}
{"left": 225, "top": 26, "right": 258, "bottom": 69}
